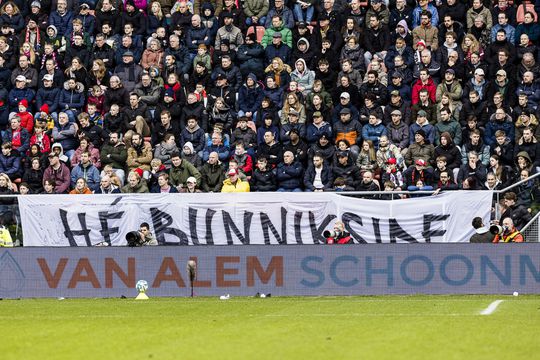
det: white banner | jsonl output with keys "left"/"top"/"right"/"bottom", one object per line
{"left": 18, "top": 191, "right": 493, "bottom": 246}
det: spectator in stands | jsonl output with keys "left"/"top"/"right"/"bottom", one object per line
{"left": 199, "top": 151, "right": 224, "bottom": 192}
{"left": 122, "top": 170, "right": 149, "bottom": 193}
{"left": 70, "top": 152, "right": 100, "bottom": 192}
{"left": 221, "top": 167, "right": 250, "bottom": 192}
{"left": 485, "top": 108, "right": 515, "bottom": 147}
{"left": 100, "top": 131, "right": 127, "bottom": 185}
{"left": 0, "top": 142, "right": 21, "bottom": 181}
{"left": 43, "top": 152, "right": 70, "bottom": 194}
{"left": 168, "top": 152, "right": 201, "bottom": 190}
{"left": 127, "top": 133, "right": 153, "bottom": 177}
{"left": 404, "top": 128, "right": 435, "bottom": 167}
{"left": 332, "top": 150, "right": 361, "bottom": 191}
{"left": 94, "top": 175, "right": 121, "bottom": 194}
{"left": 303, "top": 153, "right": 333, "bottom": 192}
{"left": 275, "top": 150, "right": 303, "bottom": 192}
{"left": 457, "top": 151, "right": 488, "bottom": 188}
{"left": 2, "top": 116, "right": 30, "bottom": 155}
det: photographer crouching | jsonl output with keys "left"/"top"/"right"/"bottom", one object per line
{"left": 125, "top": 223, "right": 158, "bottom": 246}
{"left": 323, "top": 221, "right": 353, "bottom": 244}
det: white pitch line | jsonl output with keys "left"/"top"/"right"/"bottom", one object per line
{"left": 480, "top": 300, "right": 504, "bottom": 315}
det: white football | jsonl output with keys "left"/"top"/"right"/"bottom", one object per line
{"left": 136, "top": 280, "right": 148, "bottom": 293}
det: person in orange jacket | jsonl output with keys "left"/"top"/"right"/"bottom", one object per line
{"left": 493, "top": 217, "right": 525, "bottom": 243}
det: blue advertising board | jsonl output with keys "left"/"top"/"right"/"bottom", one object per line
{"left": 0, "top": 245, "right": 539, "bottom": 298}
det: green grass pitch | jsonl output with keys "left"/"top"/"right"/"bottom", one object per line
{"left": 1, "top": 295, "right": 539, "bottom": 359}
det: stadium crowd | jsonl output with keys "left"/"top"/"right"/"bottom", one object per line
{"left": 0, "top": 0, "right": 537, "bottom": 209}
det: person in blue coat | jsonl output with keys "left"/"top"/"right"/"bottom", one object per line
{"left": 70, "top": 151, "right": 101, "bottom": 191}
{"left": 0, "top": 141, "right": 22, "bottom": 180}
{"left": 238, "top": 73, "right": 264, "bottom": 119}
{"left": 276, "top": 150, "right": 304, "bottom": 191}
{"left": 48, "top": 0, "right": 74, "bottom": 36}
{"left": 362, "top": 114, "right": 388, "bottom": 149}
{"left": 58, "top": 78, "right": 85, "bottom": 123}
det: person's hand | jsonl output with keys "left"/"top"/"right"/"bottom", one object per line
{"left": 432, "top": 188, "right": 441, "bottom": 195}
{"left": 469, "top": 160, "right": 476, "bottom": 169}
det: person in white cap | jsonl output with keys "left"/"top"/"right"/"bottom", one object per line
{"left": 8, "top": 75, "right": 34, "bottom": 112}
{"left": 462, "top": 67, "right": 488, "bottom": 101}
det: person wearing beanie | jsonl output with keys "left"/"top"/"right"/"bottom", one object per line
{"left": 17, "top": 99, "right": 34, "bottom": 134}
{"left": 121, "top": 0, "right": 147, "bottom": 36}
{"left": 238, "top": 73, "right": 264, "bottom": 119}
{"left": 181, "top": 140, "right": 203, "bottom": 168}
{"left": 404, "top": 126, "right": 435, "bottom": 167}
{"left": 237, "top": 31, "right": 265, "bottom": 79}
{"left": 215, "top": 11, "right": 243, "bottom": 51}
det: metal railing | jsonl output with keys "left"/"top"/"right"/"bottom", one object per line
{"left": 492, "top": 172, "right": 540, "bottom": 220}
{"left": 522, "top": 211, "right": 540, "bottom": 243}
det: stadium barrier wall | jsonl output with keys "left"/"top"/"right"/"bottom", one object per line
{"left": 1, "top": 244, "right": 539, "bottom": 298}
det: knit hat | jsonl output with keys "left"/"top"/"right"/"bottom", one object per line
{"left": 18, "top": 99, "right": 29, "bottom": 108}
{"left": 134, "top": 168, "right": 144, "bottom": 178}
{"left": 246, "top": 32, "right": 257, "bottom": 42}
{"left": 183, "top": 141, "right": 194, "bottom": 153}
{"left": 164, "top": 88, "right": 175, "bottom": 98}
{"left": 417, "top": 110, "right": 428, "bottom": 118}
{"left": 40, "top": 104, "right": 49, "bottom": 114}
{"left": 30, "top": 1, "right": 41, "bottom": 8}
{"left": 387, "top": 158, "right": 397, "bottom": 165}
{"left": 415, "top": 129, "right": 427, "bottom": 138}
{"left": 227, "top": 168, "right": 238, "bottom": 176}
{"left": 416, "top": 40, "right": 426, "bottom": 48}
{"left": 125, "top": 0, "right": 136, "bottom": 8}
{"left": 415, "top": 159, "right": 427, "bottom": 167}
{"left": 186, "top": 176, "right": 197, "bottom": 184}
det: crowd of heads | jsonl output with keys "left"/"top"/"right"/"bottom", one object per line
{"left": 0, "top": 0, "right": 537, "bottom": 199}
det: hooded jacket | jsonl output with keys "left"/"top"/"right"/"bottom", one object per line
{"left": 59, "top": 81, "right": 85, "bottom": 111}
{"left": 290, "top": 58, "right": 315, "bottom": 94}
{"left": 238, "top": 73, "right": 265, "bottom": 113}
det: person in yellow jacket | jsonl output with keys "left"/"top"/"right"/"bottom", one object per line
{"left": 0, "top": 226, "right": 13, "bottom": 247}
{"left": 221, "top": 168, "right": 250, "bottom": 192}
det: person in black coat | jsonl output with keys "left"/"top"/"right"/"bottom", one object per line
{"left": 237, "top": 33, "right": 265, "bottom": 79}
{"left": 250, "top": 156, "right": 277, "bottom": 191}
{"left": 332, "top": 151, "right": 361, "bottom": 190}
{"left": 500, "top": 191, "right": 533, "bottom": 230}
{"left": 304, "top": 153, "right": 334, "bottom": 191}
{"left": 256, "top": 130, "right": 283, "bottom": 167}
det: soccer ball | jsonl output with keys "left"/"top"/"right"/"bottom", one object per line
{"left": 136, "top": 280, "right": 148, "bottom": 293}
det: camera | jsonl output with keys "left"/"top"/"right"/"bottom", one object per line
{"left": 323, "top": 230, "right": 337, "bottom": 238}
{"left": 489, "top": 224, "right": 503, "bottom": 235}
{"left": 125, "top": 231, "right": 143, "bottom": 247}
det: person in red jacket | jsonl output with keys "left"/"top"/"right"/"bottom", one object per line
{"left": 411, "top": 68, "right": 436, "bottom": 105}
{"left": 16, "top": 99, "right": 34, "bottom": 134}
{"left": 325, "top": 220, "right": 353, "bottom": 244}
